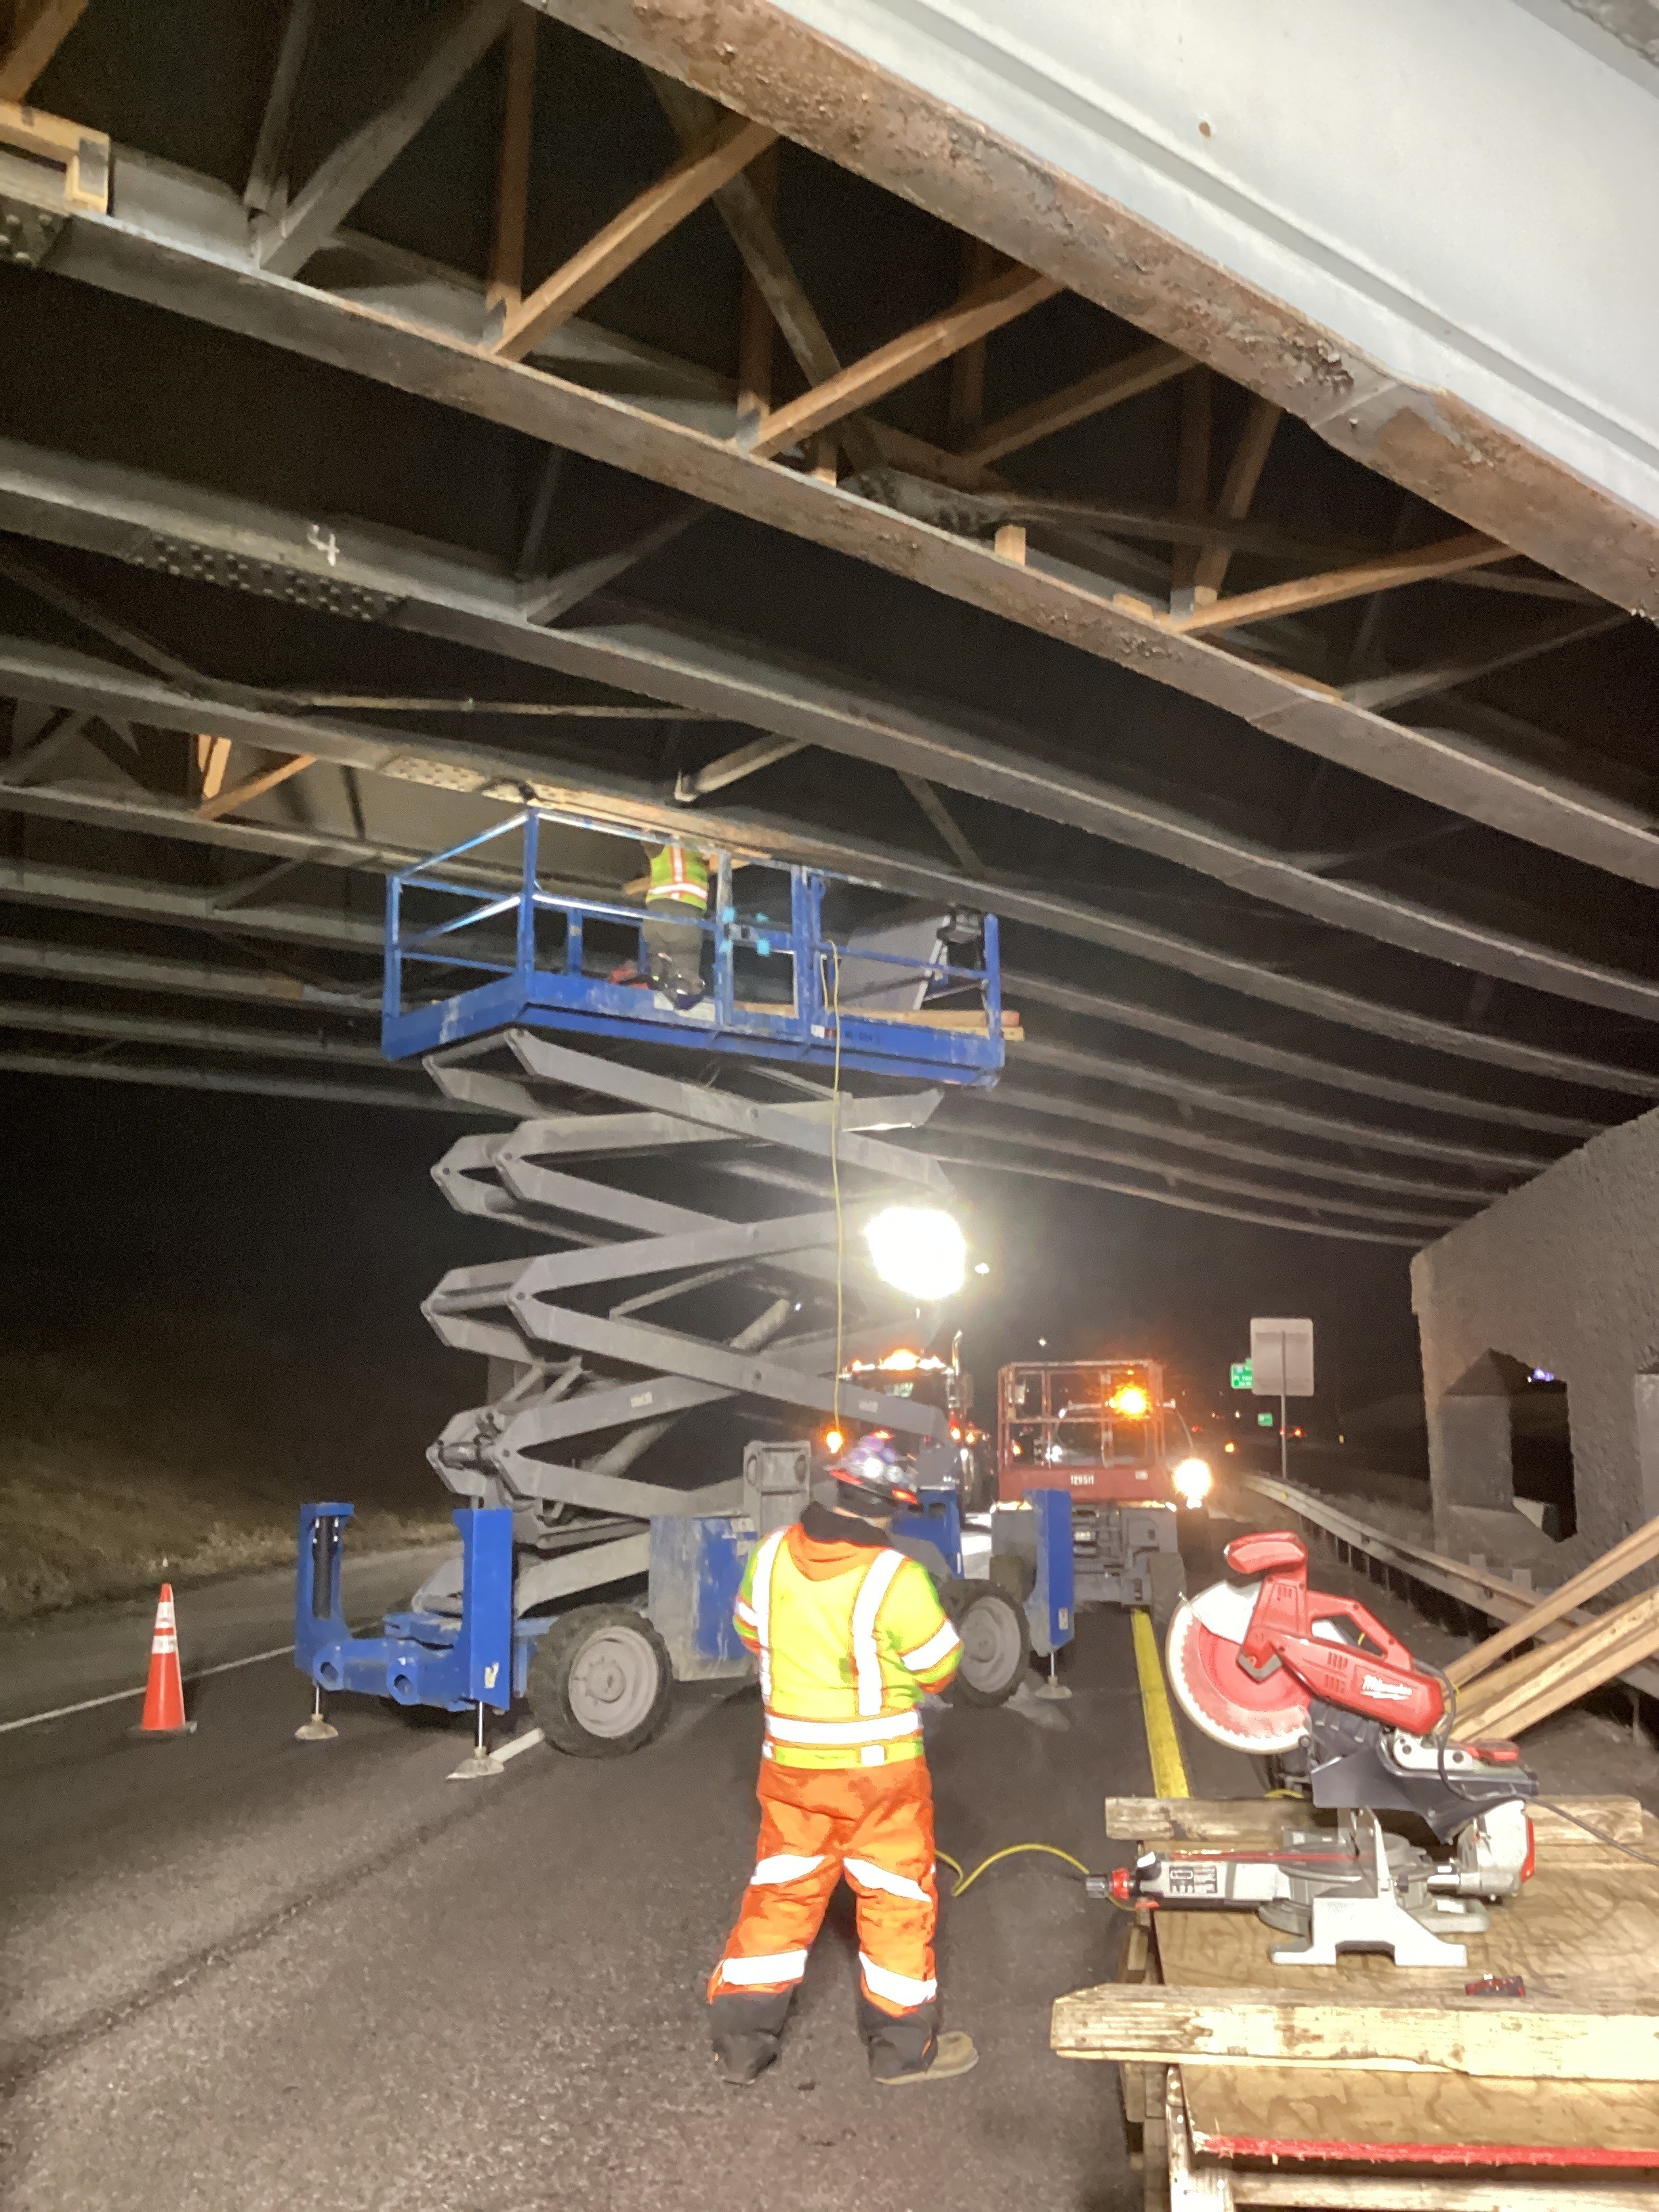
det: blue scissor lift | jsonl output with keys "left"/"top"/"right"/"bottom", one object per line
{"left": 296, "top": 809, "right": 1071, "bottom": 1761}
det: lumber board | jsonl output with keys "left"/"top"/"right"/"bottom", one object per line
{"left": 1152, "top": 1861, "right": 1659, "bottom": 2007}
{"left": 1448, "top": 1510, "right": 1659, "bottom": 1687}
{"left": 1169, "top": 531, "right": 1510, "bottom": 632}
{"left": 1052, "top": 1981, "right": 1659, "bottom": 2080}
{"left": 1182, "top": 2064, "right": 1659, "bottom": 2168}
{"left": 1147, "top": 1862, "right": 1659, "bottom": 2160}
{"left": 1232, "top": 2173, "right": 1659, "bottom": 2207}
{"left": 1460, "top": 1586, "right": 1659, "bottom": 1737}
{"left": 1103, "top": 1793, "right": 1645, "bottom": 1869}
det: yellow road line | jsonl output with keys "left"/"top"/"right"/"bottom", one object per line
{"left": 1130, "top": 1609, "right": 1191, "bottom": 1799}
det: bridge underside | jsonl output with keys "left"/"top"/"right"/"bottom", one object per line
{"left": 3, "top": 0, "right": 1658, "bottom": 1248}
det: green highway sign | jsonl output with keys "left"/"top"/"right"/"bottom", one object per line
{"left": 1230, "top": 1361, "right": 1252, "bottom": 1390}
{"left": 1258, "top": 1411, "right": 1275, "bottom": 1427}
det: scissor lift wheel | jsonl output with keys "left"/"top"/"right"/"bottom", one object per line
{"left": 527, "top": 1605, "right": 675, "bottom": 1757}
{"left": 941, "top": 1580, "right": 1029, "bottom": 1706}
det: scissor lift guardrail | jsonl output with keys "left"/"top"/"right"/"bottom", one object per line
{"left": 380, "top": 808, "right": 1006, "bottom": 1084}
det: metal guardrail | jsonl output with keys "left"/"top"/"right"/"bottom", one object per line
{"left": 1239, "top": 1472, "right": 1659, "bottom": 1705}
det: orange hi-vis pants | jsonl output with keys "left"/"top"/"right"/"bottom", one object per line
{"left": 710, "top": 1757, "right": 939, "bottom": 2018}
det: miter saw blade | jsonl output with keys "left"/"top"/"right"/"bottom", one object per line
{"left": 1165, "top": 1578, "right": 1311, "bottom": 1755}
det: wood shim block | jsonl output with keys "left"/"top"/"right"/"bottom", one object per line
{"left": 1051, "top": 1982, "right": 1659, "bottom": 2081}
{"left": 1531, "top": 1795, "right": 1643, "bottom": 1864}
{"left": 0, "top": 97, "right": 108, "bottom": 211}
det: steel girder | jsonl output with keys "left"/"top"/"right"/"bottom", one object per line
{"left": 20, "top": 148, "right": 1658, "bottom": 886}
{"left": 998, "top": 966, "right": 1622, "bottom": 1132}
{"left": 5, "top": 680, "right": 1658, "bottom": 1103}
{"left": 3, "top": 443, "right": 1659, "bottom": 1019}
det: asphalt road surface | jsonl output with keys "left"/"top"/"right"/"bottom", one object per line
{"left": 1, "top": 1553, "right": 1255, "bottom": 2212}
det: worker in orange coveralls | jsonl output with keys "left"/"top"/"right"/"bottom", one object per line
{"left": 708, "top": 1435, "right": 978, "bottom": 2087}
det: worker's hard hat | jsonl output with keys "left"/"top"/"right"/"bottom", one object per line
{"left": 825, "top": 1430, "right": 921, "bottom": 1515}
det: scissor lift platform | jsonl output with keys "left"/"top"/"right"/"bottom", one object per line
{"left": 381, "top": 808, "right": 1008, "bottom": 1086}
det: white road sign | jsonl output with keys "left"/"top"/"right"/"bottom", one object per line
{"left": 1250, "top": 1317, "right": 1315, "bottom": 1399}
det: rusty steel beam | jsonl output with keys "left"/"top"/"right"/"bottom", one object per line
{"left": 3, "top": 442, "right": 1657, "bottom": 1023}
{"left": 25, "top": 153, "right": 1659, "bottom": 902}
{"left": 524, "top": 0, "right": 1659, "bottom": 622}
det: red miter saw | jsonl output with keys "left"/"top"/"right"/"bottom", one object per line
{"left": 1121, "top": 1532, "right": 1539, "bottom": 1967}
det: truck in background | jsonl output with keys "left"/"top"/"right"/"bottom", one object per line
{"left": 997, "top": 1358, "right": 1194, "bottom": 1620}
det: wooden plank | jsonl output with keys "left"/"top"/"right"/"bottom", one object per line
{"left": 1155, "top": 1861, "right": 1659, "bottom": 2008}
{"left": 493, "top": 110, "right": 776, "bottom": 362}
{"left": 1105, "top": 1796, "right": 1296, "bottom": 1844}
{"left": 197, "top": 733, "right": 232, "bottom": 801}
{"left": 196, "top": 752, "right": 316, "bottom": 822}
{"left": 734, "top": 142, "right": 777, "bottom": 433}
{"left": 258, "top": 0, "right": 512, "bottom": 276}
{"left": 750, "top": 264, "right": 1063, "bottom": 462}
{"left": 1184, "top": 2065, "right": 1659, "bottom": 2171}
{"left": 1104, "top": 1793, "right": 1643, "bottom": 1865}
{"left": 1192, "top": 395, "right": 1282, "bottom": 607}
{"left": 646, "top": 72, "right": 880, "bottom": 477}
{"left": 1233, "top": 2173, "right": 1659, "bottom": 2207}
{"left": 1169, "top": 365, "right": 1212, "bottom": 615}
{"left": 0, "top": 0, "right": 86, "bottom": 103}
{"left": 1154, "top": 1865, "right": 1659, "bottom": 2169}
{"left": 1052, "top": 1981, "right": 1659, "bottom": 2081}
{"left": 1449, "top": 1511, "right": 1659, "bottom": 1688}
{"left": 1460, "top": 1584, "right": 1659, "bottom": 1738}
{"left": 0, "top": 94, "right": 107, "bottom": 209}
{"left": 947, "top": 234, "right": 997, "bottom": 442}
{"left": 485, "top": 4, "right": 536, "bottom": 315}
{"left": 963, "top": 340, "right": 1190, "bottom": 466}
{"left": 1170, "top": 530, "right": 1512, "bottom": 632}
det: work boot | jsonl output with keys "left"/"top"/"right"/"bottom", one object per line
{"left": 876, "top": 2030, "right": 979, "bottom": 2086}
{"left": 712, "top": 2030, "right": 780, "bottom": 2086}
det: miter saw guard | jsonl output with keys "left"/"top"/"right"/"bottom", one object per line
{"left": 1122, "top": 1530, "right": 1539, "bottom": 1967}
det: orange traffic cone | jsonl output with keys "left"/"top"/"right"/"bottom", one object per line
{"left": 132, "top": 1583, "right": 196, "bottom": 1738}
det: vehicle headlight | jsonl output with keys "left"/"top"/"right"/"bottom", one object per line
{"left": 1172, "top": 1456, "right": 1212, "bottom": 1506}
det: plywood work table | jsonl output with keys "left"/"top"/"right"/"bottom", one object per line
{"left": 1055, "top": 1797, "right": 1659, "bottom": 2209}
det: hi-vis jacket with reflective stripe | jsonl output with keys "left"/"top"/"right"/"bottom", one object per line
{"left": 645, "top": 842, "right": 710, "bottom": 910}
{"left": 733, "top": 1523, "right": 962, "bottom": 1769}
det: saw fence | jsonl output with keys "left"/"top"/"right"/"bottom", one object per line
{"left": 1054, "top": 1795, "right": 1659, "bottom": 2210}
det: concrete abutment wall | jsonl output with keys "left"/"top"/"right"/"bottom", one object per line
{"left": 1414, "top": 1103, "right": 1659, "bottom": 1577}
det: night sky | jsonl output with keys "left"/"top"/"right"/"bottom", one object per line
{"left": 6, "top": 1069, "right": 1425, "bottom": 1451}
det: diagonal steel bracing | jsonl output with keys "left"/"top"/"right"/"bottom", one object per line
{"left": 4, "top": 686, "right": 1657, "bottom": 1105}
{"left": 3, "top": 443, "right": 1659, "bottom": 1019}
{"left": 20, "top": 152, "right": 1659, "bottom": 895}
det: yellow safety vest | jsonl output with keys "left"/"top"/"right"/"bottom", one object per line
{"left": 645, "top": 842, "right": 710, "bottom": 912}
{"left": 736, "top": 1527, "right": 961, "bottom": 1769}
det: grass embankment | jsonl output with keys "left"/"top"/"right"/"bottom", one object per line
{"left": 0, "top": 1313, "right": 461, "bottom": 1620}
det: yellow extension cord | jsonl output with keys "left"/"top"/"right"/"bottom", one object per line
{"left": 936, "top": 1842, "right": 1093, "bottom": 1896}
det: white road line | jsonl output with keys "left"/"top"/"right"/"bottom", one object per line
{"left": 0, "top": 1643, "right": 295, "bottom": 1736}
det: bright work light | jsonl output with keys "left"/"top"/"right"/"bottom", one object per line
{"left": 864, "top": 1206, "right": 967, "bottom": 1302}
{"left": 1172, "top": 1456, "right": 1213, "bottom": 1507}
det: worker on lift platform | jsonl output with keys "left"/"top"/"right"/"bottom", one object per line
{"left": 642, "top": 839, "right": 709, "bottom": 1006}
{"left": 708, "top": 1438, "right": 979, "bottom": 2087}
